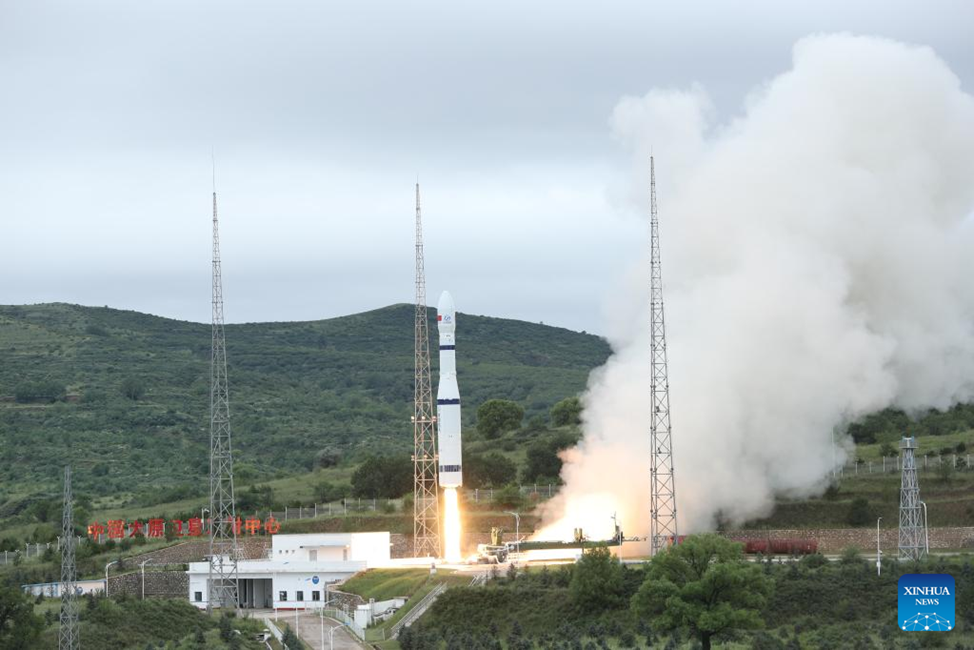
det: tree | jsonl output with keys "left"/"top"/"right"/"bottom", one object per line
{"left": 282, "top": 625, "right": 305, "bottom": 649}
{"left": 631, "top": 534, "right": 772, "bottom": 650}
{"left": 121, "top": 376, "right": 146, "bottom": 401}
{"left": 0, "top": 586, "right": 44, "bottom": 649}
{"left": 464, "top": 452, "right": 517, "bottom": 488}
{"left": 476, "top": 400, "right": 524, "bottom": 439}
{"left": 522, "top": 444, "right": 562, "bottom": 484}
{"left": 570, "top": 545, "right": 625, "bottom": 612}
{"left": 550, "top": 396, "right": 582, "bottom": 427}
{"left": 351, "top": 455, "right": 412, "bottom": 498}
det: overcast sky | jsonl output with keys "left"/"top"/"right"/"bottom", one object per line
{"left": 1, "top": 1, "right": 971, "bottom": 333}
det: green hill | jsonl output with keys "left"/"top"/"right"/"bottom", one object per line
{"left": 0, "top": 303, "right": 610, "bottom": 508}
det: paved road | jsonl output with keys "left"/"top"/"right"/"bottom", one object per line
{"left": 293, "top": 612, "right": 367, "bottom": 650}
{"left": 253, "top": 610, "right": 367, "bottom": 650}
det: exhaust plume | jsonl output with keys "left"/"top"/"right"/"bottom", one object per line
{"left": 537, "top": 34, "right": 974, "bottom": 540}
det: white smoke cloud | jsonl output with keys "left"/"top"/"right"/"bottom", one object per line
{"left": 538, "top": 34, "right": 974, "bottom": 540}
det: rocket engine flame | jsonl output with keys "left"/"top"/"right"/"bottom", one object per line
{"left": 443, "top": 487, "right": 462, "bottom": 563}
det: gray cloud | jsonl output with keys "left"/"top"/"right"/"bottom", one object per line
{"left": 1, "top": 1, "right": 972, "bottom": 332}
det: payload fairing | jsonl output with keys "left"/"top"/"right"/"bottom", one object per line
{"left": 436, "top": 290, "right": 463, "bottom": 488}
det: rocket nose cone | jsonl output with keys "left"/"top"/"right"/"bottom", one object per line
{"left": 437, "top": 291, "right": 455, "bottom": 318}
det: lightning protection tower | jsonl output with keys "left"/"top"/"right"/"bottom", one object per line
{"left": 58, "top": 466, "right": 80, "bottom": 650}
{"left": 898, "top": 436, "right": 927, "bottom": 561}
{"left": 208, "top": 181, "right": 240, "bottom": 609}
{"left": 412, "top": 183, "right": 441, "bottom": 557}
{"left": 649, "top": 157, "right": 679, "bottom": 555}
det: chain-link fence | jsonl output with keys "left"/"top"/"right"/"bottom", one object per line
{"left": 0, "top": 536, "right": 83, "bottom": 565}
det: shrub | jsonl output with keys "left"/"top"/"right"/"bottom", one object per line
{"left": 491, "top": 484, "right": 523, "bottom": 509}
{"left": 121, "top": 377, "right": 146, "bottom": 401}
{"left": 14, "top": 380, "right": 66, "bottom": 403}
{"left": 846, "top": 498, "right": 872, "bottom": 527}
{"left": 550, "top": 396, "right": 582, "bottom": 427}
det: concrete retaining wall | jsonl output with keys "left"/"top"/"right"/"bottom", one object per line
{"left": 107, "top": 570, "right": 188, "bottom": 598}
{"left": 127, "top": 538, "right": 272, "bottom": 565}
{"left": 723, "top": 526, "right": 974, "bottom": 553}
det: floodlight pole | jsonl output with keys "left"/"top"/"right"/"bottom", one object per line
{"left": 920, "top": 501, "right": 929, "bottom": 555}
{"left": 876, "top": 517, "right": 882, "bottom": 576}
{"left": 505, "top": 511, "right": 520, "bottom": 563}
{"left": 104, "top": 560, "right": 118, "bottom": 598}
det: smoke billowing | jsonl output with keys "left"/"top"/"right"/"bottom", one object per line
{"left": 537, "top": 34, "right": 974, "bottom": 540}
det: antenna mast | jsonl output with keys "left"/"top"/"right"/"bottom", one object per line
{"left": 649, "top": 157, "right": 679, "bottom": 555}
{"left": 58, "top": 466, "right": 79, "bottom": 650}
{"left": 413, "top": 183, "right": 441, "bottom": 557}
{"left": 208, "top": 181, "right": 240, "bottom": 609}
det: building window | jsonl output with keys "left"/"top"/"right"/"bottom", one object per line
{"left": 194, "top": 592, "right": 202, "bottom": 602}
{"left": 312, "top": 591, "right": 321, "bottom": 602}
{"left": 297, "top": 591, "right": 304, "bottom": 601}
{"left": 279, "top": 591, "right": 287, "bottom": 602}
{"left": 309, "top": 550, "right": 317, "bottom": 562}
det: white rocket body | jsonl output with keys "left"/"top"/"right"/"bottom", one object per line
{"left": 436, "top": 291, "right": 462, "bottom": 488}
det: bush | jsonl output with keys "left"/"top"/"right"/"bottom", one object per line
{"left": 14, "top": 380, "right": 66, "bottom": 403}
{"left": 351, "top": 455, "right": 412, "bottom": 498}
{"left": 846, "top": 498, "right": 872, "bottom": 527}
{"left": 550, "top": 396, "right": 582, "bottom": 427}
{"left": 314, "top": 481, "right": 350, "bottom": 502}
{"left": 464, "top": 452, "right": 517, "bottom": 488}
{"left": 492, "top": 484, "right": 523, "bottom": 509}
{"left": 121, "top": 377, "right": 146, "bottom": 401}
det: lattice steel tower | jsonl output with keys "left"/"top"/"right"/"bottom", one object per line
{"left": 208, "top": 184, "right": 240, "bottom": 609}
{"left": 649, "top": 157, "right": 679, "bottom": 555}
{"left": 898, "top": 436, "right": 927, "bottom": 561}
{"left": 58, "top": 466, "right": 79, "bottom": 650}
{"left": 412, "top": 183, "right": 441, "bottom": 557}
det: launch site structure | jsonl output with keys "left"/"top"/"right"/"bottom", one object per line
{"left": 58, "top": 466, "right": 79, "bottom": 650}
{"left": 649, "top": 156, "right": 679, "bottom": 555}
{"left": 412, "top": 184, "right": 441, "bottom": 557}
{"left": 898, "top": 436, "right": 927, "bottom": 561}
{"left": 208, "top": 185, "right": 240, "bottom": 610}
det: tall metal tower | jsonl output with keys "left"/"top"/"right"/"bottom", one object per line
{"left": 898, "top": 436, "right": 927, "bottom": 561}
{"left": 58, "top": 466, "right": 80, "bottom": 650}
{"left": 649, "top": 157, "right": 679, "bottom": 555}
{"left": 208, "top": 183, "right": 240, "bottom": 609}
{"left": 412, "top": 183, "right": 441, "bottom": 557}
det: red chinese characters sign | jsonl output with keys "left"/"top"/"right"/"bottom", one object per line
{"left": 87, "top": 516, "right": 280, "bottom": 540}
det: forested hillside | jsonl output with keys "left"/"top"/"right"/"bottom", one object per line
{"left": 0, "top": 303, "right": 610, "bottom": 507}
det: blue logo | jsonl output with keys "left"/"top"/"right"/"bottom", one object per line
{"left": 898, "top": 574, "right": 955, "bottom": 631}
{"left": 312, "top": 576, "right": 320, "bottom": 585}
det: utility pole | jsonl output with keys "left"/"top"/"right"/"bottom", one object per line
{"left": 58, "top": 466, "right": 80, "bottom": 650}
{"left": 208, "top": 171, "right": 240, "bottom": 610}
{"left": 649, "top": 157, "right": 679, "bottom": 555}
{"left": 412, "top": 183, "right": 441, "bottom": 557}
{"left": 898, "top": 437, "right": 926, "bottom": 561}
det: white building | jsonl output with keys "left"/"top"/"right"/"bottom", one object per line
{"left": 187, "top": 532, "right": 390, "bottom": 610}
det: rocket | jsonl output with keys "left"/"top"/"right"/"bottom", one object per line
{"left": 436, "top": 290, "right": 463, "bottom": 488}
